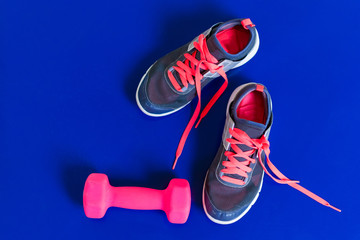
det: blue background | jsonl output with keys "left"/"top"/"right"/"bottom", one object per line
{"left": 1, "top": 0, "right": 359, "bottom": 239}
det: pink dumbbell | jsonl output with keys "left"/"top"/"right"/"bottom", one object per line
{"left": 83, "top": 173, "right": 191, "bottom": 224}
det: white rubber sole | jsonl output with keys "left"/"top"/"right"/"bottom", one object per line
{"left": 202, "top": 171, "right": 264, "bottom": 225}
{"left": 135, "top": 29, "right": 260, "bottom": 117}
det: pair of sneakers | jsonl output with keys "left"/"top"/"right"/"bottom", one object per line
{"left": 135, "top": 18, "right": 340, "bottom": 224}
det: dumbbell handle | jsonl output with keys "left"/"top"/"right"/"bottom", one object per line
{"left": 110, "top": 186, "right": 164, "bottom": 210}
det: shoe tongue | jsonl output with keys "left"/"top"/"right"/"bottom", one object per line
{"left": 206, "top": 34, "right": 228, "bottom": 60}
{"left": 172, "top": 30, "right": 230, "bottom": 87}
{"left": 224, "top": 117, "right": 266, "bottom": 184}
{"left": 223, "top": 96, "right": 268, "bottom": 185}
{"left": 234, "top": 118, "right": 266, "bottom": 139}
{"left": 173, "top": 35, "right": 226, "bottom": 88}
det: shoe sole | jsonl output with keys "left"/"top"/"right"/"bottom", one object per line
{"left": 202, "top": 170, "right": 264, "bottom": 225}
{"left": 135, "top": 29, "right": 260, "bottom": 117}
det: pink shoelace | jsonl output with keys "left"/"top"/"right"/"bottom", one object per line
{"left": 222, "top": 127, "right": 341, "bottom": 212}
{"left": 169, "top": 34, "right": 229, "bottom": 169}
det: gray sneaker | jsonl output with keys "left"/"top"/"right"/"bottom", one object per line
{"left": 203, "top": 83, "right": 340, "bottom": 224}
{"left": 135, "top": 18, "right": 260, "bottom": 168}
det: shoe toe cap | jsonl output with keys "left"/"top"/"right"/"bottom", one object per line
{"left": 203, "top": 185, "right": 250, "bottom": 224}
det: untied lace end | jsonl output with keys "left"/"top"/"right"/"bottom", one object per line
{"left": 223, "top": 127, "right": 341, "bottom": 212}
